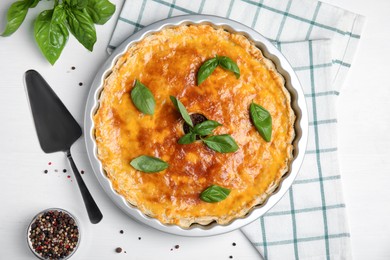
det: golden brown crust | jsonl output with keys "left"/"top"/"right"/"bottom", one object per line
{"left": 93, "top": 25, "right": 295, "bottom": 227}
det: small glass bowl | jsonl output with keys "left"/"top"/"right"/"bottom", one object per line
{"left": 27, "top": 208, "right": 81, "bottom": 260}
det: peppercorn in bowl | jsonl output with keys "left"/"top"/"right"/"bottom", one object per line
{"left": 27, "top": 208, "right": 80, "bottom": 260}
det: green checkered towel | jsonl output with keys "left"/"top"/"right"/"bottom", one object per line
{"left": 107, "top": 0, "right": 365, "bottom": 259}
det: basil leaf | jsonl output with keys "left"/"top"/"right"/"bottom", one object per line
{"left": 250, "top": 102, "right": 272, "bottom": 142}
{"left": 169, "top": 96, "right": 193, "bottom": 127}
{"left": 218, "top": 56, "right": 240, "bottom": 78}
{"left": 200, "top": 185, "right": 231, "bottom": 203}
{"left": 178, "top": 132, "right": 197, "bottom": 144}
{"left": 197, "top": 57, "right": 218, "bottom": 85}
{"left": 203, "top": 134, "right": 239, "bottom": 153}
{"left": 130, "top": 155, "right": 168, "bottom": 173}
{"left": 66, "top": 7, "right": 96, "bottom": 51}
{"left": 131, "top": 80, "right": 155, "bottom": 115}
{"left": 1, "top": 1, "right": 29, "bottom": 36}
{"left": 192, "top": 120, "right": 222, "bottom": 136}
{"left": 86, "top": 0, "right": 116, "bottom": 25}
{"left": 52, "top": 4, "right": 67, "bottom": 24}
{"left": 34, "top": 9, "right": 69, "bottom": 65}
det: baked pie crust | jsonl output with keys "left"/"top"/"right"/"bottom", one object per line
{"left": 93, "top": 25, "right": 295, "bottom": 227}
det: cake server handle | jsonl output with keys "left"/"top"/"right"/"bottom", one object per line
{"left": 66, "top": 149, "right": 103, "bottom": 224}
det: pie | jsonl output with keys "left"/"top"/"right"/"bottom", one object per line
{"left": 93, "top": 24, "right": 295, "bottom": 228}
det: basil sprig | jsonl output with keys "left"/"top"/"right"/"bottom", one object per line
{"left": 130, "top": 155, "right": 168, "bottom": 173}
{"left": 250, "top": 102, "right": 272, "bottom": 142}
{"left": 178, "top": 120, "right": 221, "bottom": 145}
{"left": 170, "top": 98, "right": 239, "bottom": 152}
{"left": 197, "top": 55, "right": 240, "bottom": 85}
{"left": 202, "top": 134, "right": 239, "bottom": 153}
{"left": 200, "top": 185, "right": 231, "bottom": 203}
{"left": 178, "top": 120, "right": 239, "bottom": 153}
{"left": 131, "top": 80, "right": 156, "bottom": 115}
{"left": 170, "top": 96, "right": 193, "bottom": 127}
{"left": 1, "top": 0, "right": 115, "bottom": 64}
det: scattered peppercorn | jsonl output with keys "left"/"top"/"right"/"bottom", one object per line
{"left": 79, "top": 82, "right": 83, "bottom": 86}
{"left": 229, "top": 256, "right": 233, "bottom": 259}
{"left": 119, "top": 230, "right": 124, "bottom": 234}
{"left": 138, "top": 237, "right": 141, "bottom": 240}
{"left": 71, "top": 66, "right": 76, "bottom": 70}
{"left": 43, "top": 170, "right": 48, "bottom": 174}
{"left": 115, "top": 247, "right": 122, "bottom": 253}
{"left": 28, "top": 210, "right": 79, "bottom": 259}
{"left": 174, "top": 245, "right": 180, "bottom": 249}
{"left": 80, "top": 170, "right": 84, "bottom": 174}
{"left": 232, "top": 242, "right": 236, "bottom": 246}
{"left": 63, "top": 169, "right": 67, "bottom": 173}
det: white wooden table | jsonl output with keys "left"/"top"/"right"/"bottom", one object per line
{"left": 0, "top": 0, "right": 389, "bottom": 259}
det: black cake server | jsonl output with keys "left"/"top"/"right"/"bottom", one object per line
{"left": 24, "top": 70, "right": 103, "bottom": 224}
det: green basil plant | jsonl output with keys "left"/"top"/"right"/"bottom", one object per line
{"left": 1, "top": 0, "right": 116, "bottom": 64}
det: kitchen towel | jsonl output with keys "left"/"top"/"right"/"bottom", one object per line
{"left": 107, "top": 0, "right": 365, "bottom": 259}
